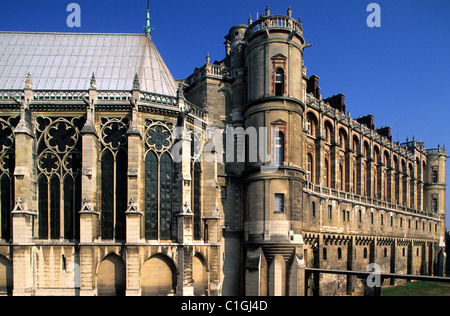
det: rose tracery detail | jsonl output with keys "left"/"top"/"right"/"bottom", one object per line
{"left": 101, "top": 117, "right": 129, "bottom": 150}
{"left": 146, "top": 125, "right": 172, "bottom": 152}
{"left": 47, "top": 122, "right": 77, "bottom": 153}
{"left": 36, "top": 117, "right": 84, "bottom": 176}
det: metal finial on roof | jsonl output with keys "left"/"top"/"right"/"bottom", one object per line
{"left": 144, "top": 0, "right": 154, "bottom": 35}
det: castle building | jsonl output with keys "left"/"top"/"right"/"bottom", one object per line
{"left": 0, "top": 6, "right": 446, "bottom": 296}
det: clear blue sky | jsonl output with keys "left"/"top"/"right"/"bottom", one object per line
{"left": 1, "top": 0, "right": 449, "bottom": 227}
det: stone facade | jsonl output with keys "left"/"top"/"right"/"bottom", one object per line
{"left": 0, "top": 6, "right": 446, "bottom": 296}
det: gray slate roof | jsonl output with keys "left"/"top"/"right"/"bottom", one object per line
{"left": 0, "top": 32, "right": 177, "bottom": 96}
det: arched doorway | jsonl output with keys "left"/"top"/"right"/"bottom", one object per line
{"left": 0, "top": 255, "right": 12, "bottom": 296}
{"left": 193, "top": 254, "right": 209, "bottom": 296}
{"left": 141, "top": 254, "right": 177, "bottom": 296}
{"left": 97, "top": 254, "right": 126, "bottom": 296}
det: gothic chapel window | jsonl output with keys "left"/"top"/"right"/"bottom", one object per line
{"left": 0, "top": 117, "right": 18, "bottom": 241}
{"left": 100, "top": 117, "right": 128, "bottom": 241}
{"left": 37, "top": 116, "right": 85, "bottom": 240}
{"left": 145, "top": 121, "right": 174, "bottom": 241}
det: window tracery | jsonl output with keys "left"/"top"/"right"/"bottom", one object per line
{"left": 144, "top": 120, "right": 175, "bottom": 241}
{"left": 100, "top": 117, "right": 129, "bottom": 240}
{"left": 36, "top": 116, "right": 85, "bottom": 240}
{"left": 0, "top": 116, "right": 18, "bottom": 241}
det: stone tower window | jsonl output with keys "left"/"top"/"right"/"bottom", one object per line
{"left": 307, "top": 154, "right": 313, "bottom": 182}
{"left": 274, "top": 132, "right": 285, "bottom": 166}
{"left": 432, "top": 169, "right": 438, "bottom": 183}
{"left": 432, "top": 197, "right": 438, "bottom": 212}
{"left": 306, "top": 117, "right": 312, "bottom": 135}
{"left": 275, "top": 69, "right": 285, "bottom": 96}
{"left": 275, "top": 194, "right": 285, "bottom": 213}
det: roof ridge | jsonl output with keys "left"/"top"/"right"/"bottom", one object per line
{"left": 0, "top": 31, "right": 145, "bottom": 36}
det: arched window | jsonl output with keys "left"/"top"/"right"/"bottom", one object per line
{"left": 307, "top": 154, "right": 313, "bottom": 182}
{"left": 323, "top": 248, "right": 327, "bottom": 261}
{"left": 36, "top": 117, "right": 84, "bottom": 240}
{"left": 193, "top": 161, "right": 201, "bottom": 240}
{"left": 145, "top": 122, "right": 175, "bottom": 241}
{"left": 306, "top": 117, "right": 312, "bottom": 135}
{"left": 363, "top": 248, "right": 368, "bottom": 259}
{"left": 274, "top": 132, "right": 285, "bottom": 166}
{"left": 160, "top": 153, "right": 173, "bottom": 240}
{"left": 324, "top": 159, "right": 330, "bottom": 187}
{"left": 275, "top": 69, "right": 284, "bottom": 96}
{"left": 364, "top": 142, "right": 370, "bottom": 158}
{"left": 0, "top": 174, "right": 13, "bottom": 241}
{"left": 145, "top": 151, "right": 158, "bottom": 240}
{"left": 432, "top": 170, "right": 438, "bottom": 183}
{"left": 100, "top": 117, "right": 129, "bottom": 241}
{"left": 325, "top": 122, "right": 333, "bottom": 144}
{"left": 306, "top": 113, "right": 318, "bottom": 138}
{"left": 339, "top": 129, "right": 347, "bottom": 150}
{"left": 363, "top": 163, "right": 367, "bottom": 196}
{"left": 0, "top": 116, "right": 17, "bottom": 241}
{"left": 337, "top": 248, "right": 342, "bottom": 260}
{"left": 49, "top": 174, "right": 61, "bottom": 240}
{"left": 353, "top": 136, "right": 360, "bottom": 154}
{"left": 432, "top": 198, "right": 438, "bottom": 212}
{"left": 101, "top": 150, "right": 114, "bottom": 240}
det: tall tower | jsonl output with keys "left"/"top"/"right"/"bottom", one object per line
{"left": 424, "top": 146, "right": 447, "bottom": 275}
{"left": 425, "top": 147, "right": 447, "bottom": 237}
{"left": 239, "top": 6, "right": 307, "bottom": 296}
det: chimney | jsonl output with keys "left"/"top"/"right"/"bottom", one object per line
{"left": 323, "top": 93, "right": 346, "bottom": 113}
{"left": 376, "top": 126, "right": 392, "bottom": 141}
{"left": 307, "top": 75, "right": 321, "bottom": 99}
{"left": 357, "top": 115, "right": 375, "bottom": 130}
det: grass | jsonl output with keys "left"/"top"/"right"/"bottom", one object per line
{"left": 381, "top": 281, "right": 450, "bottom": 296}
